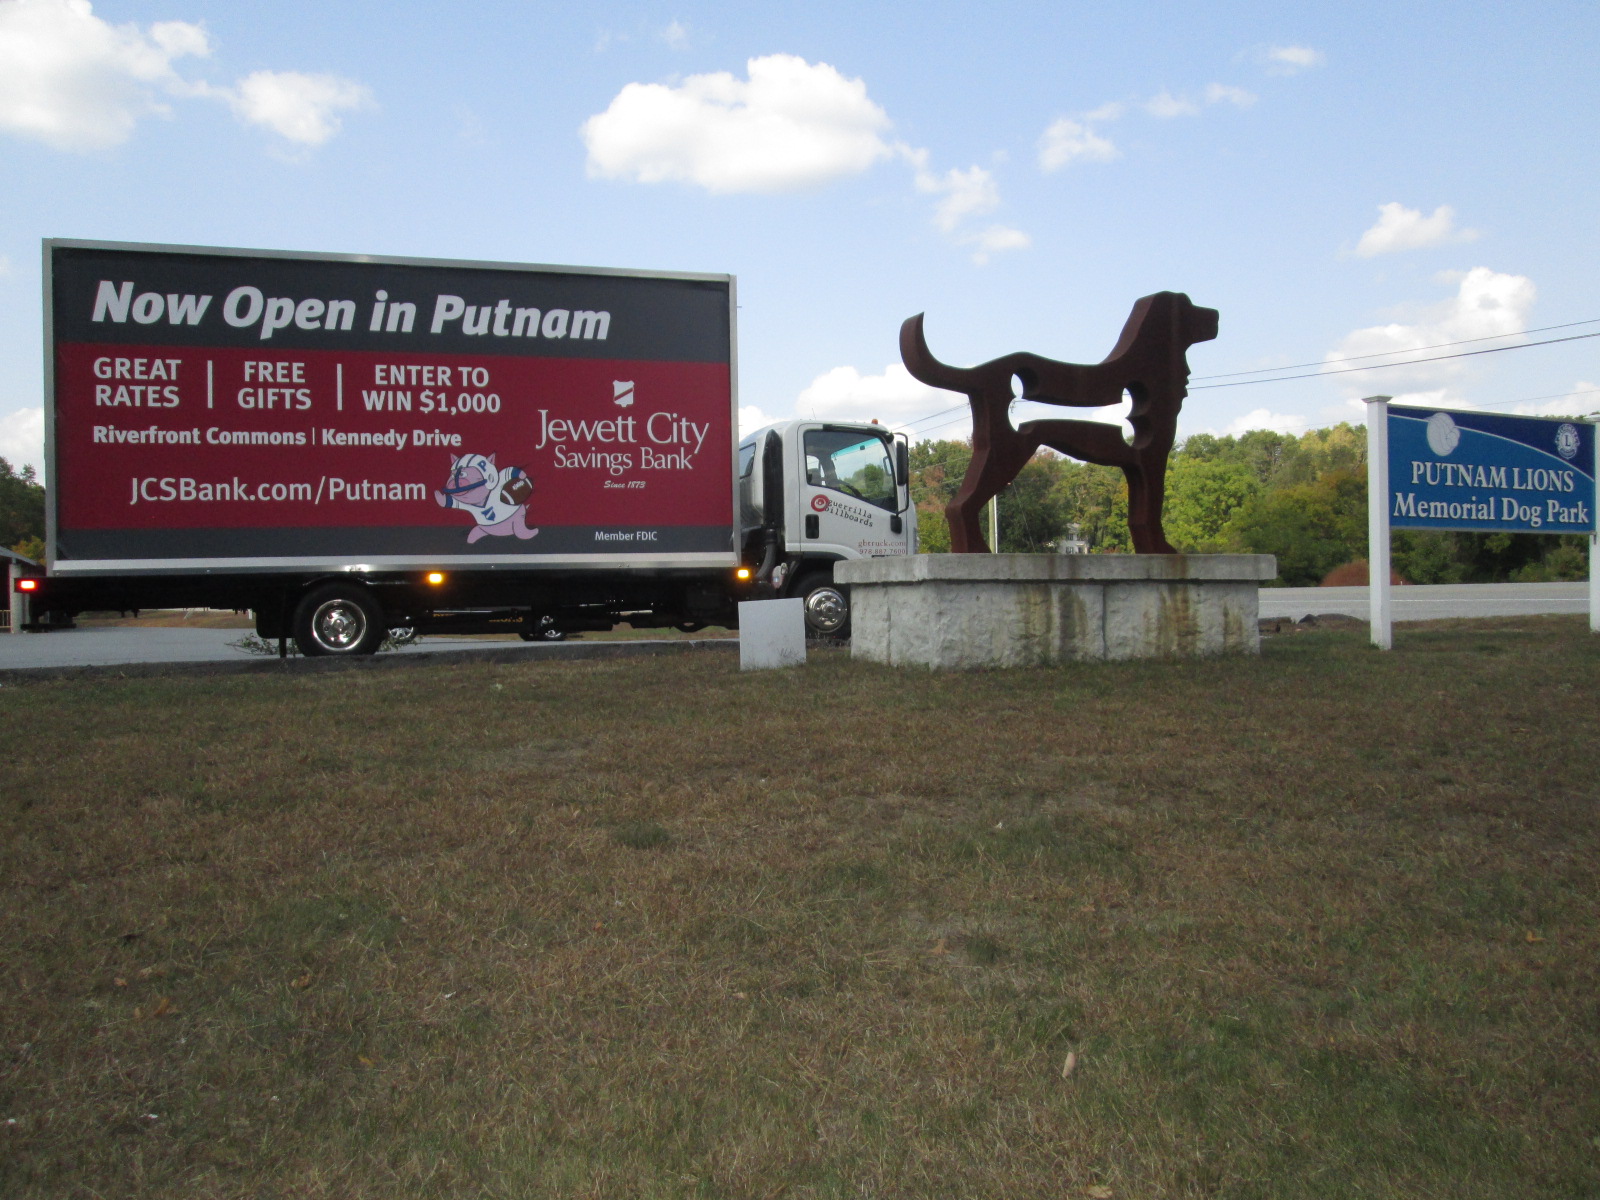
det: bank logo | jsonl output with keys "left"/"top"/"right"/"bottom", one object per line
{"left": 1426, "top": 411, "right": 1461, "bottom": 457}
{"left": 1556, "top": 423, "right": 1581, "bottom": 461}
{"left": 613, "top": 380, "right": 635, "bottom": 408}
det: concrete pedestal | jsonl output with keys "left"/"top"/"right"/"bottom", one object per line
{"left": 836, "top": 554, "right": 1277, "bottom": 668}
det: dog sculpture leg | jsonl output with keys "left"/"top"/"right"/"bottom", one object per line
{"left": 1020, "top": 418, "right": 1178, "bottom": 554}
{"left": 1123, "top": 455, "right": 1177, "bottom": 555}
{"left": 948, "top": 413, "right": 1043, "bottom": 553}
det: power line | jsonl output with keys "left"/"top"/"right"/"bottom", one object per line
{"left": 1190, "top": 317, "right": 1600, "bottom": 382}
{"left": 901, "top": 402, "right": 968, "bottom": 430}
{"left": 1188, "top": 329, "right": 1600, "bottom": 390}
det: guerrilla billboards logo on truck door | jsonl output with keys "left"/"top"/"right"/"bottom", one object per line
{"left": 813, "top": 494, "right": 876, "bottom": 527}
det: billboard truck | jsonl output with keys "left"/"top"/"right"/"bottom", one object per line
{"left": 19, "top": 241, "right": 915, "bottom": 653}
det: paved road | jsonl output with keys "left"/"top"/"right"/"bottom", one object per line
{"left": 0, "top": 583, "right": 1588, "bottom": 672}
{"left": 0, "top": 627, "right": 734, "bottom": 674}
{"left": 1257, "top": 581, "right": 1590, "bottom": 622}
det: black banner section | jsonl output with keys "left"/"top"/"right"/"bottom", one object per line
{"left": 58, "top": 525, "right": 733, "bottom": 563}
{"left": 50, "top": 242, "right": 731, "bottom": 363}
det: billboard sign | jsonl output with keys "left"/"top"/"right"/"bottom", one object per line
{"left": 1386, "top": 404, "right": 1595, "bottom": 534}
{"left": 45, "top": 241, "right": 737, "bottom": 573}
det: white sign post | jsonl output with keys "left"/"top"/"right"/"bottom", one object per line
{"left": 1364, "top": 396, "right": 1393, "bottom": 650}
{"left": 1592, "top": 416, "right": 1599, "bottom": 634}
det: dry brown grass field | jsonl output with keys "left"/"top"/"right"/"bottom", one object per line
{"left": 2, "top": 618, "right": 1597, "bottom": 1199}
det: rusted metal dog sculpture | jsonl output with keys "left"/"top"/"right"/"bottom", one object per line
{"left": 901, "top": 292, "right": 1218, "bottom": 554}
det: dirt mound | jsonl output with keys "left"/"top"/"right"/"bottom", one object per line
{"left": 1321, "top": 559, "right": 1407, "bottom": 587}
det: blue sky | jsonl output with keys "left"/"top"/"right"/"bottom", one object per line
{"left": 3, "top": 0, "right": 1597, "bottom": 479}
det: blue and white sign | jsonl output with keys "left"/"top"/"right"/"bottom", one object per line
{"left": 1387, "top": 405, "right": 1596, "bottom": 534}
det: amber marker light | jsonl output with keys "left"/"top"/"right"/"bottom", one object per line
{"left": 735, "top": 567, "right": 752, "bottom": 580}
{"left": 427, "top": 572, "right": 445, "bottom": 585}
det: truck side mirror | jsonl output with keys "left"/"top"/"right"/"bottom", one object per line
{"left": 895, "top": 439, "right": 909, "bottom": 487}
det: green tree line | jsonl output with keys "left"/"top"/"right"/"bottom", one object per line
{"left": 1, "top": 459, "right": 45, "bottom": 562}
{"left": 909, "top": 424, "right": 1589, "bottom": 586}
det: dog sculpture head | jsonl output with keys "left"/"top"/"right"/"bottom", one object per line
{"left": 1107, "top": 291, "right": 1219, "bottom": 369}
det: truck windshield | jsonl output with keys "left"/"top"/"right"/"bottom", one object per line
{"left": 804, "top": 429, "right": 897, "bottom": 511}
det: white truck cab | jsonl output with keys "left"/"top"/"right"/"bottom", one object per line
{"left": 738, "top": 419, "right": 916, "bottom": 638}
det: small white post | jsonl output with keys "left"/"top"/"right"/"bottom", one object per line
{"left": 738, "top": 598, "right": 806, "bottom": 670}
{"left": 6, "top": 557, "right": 26, "bottom": 634}
{"left": 988, "top": 494, "right": 999, "bottom": 553}
{"left": 1364, "top": 396, "right": 1393, "bottom": 650}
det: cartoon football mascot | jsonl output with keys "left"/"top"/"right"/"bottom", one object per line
{"left": 435, "top": 452, "right": 539, "bottom": 544}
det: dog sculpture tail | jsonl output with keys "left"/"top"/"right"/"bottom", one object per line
{"left": 901, "top": 314, "right": 990, "bottom": 393}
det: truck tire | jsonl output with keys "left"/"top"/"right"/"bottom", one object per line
{"left": 518, "top": 614, "right": 566, "bottom": 642}
{"left": 798, "top": 573, "right": 850, "bottom": 641}
{"left": 518, "top": 627, "right": 567, "bottom": 642}
{"left": 293, "top": 584, "right": 386, "bottom": 656}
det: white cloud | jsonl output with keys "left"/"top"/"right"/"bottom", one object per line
{"left": 454, "top": 103, "right": 489, "bottom": 146}
{"left": 0, "top": 0, "right": 369, "bottom": 151}
{"left": 1041, "top": 85, "right": 1249, "bottom": 172}
{"left": 1260, "top": 44, "right": 1324, "bottom": 75}
{"left": 0, "top": 407, "right": 45, "bottom": 480}
{"left": 1219, "top": 408, "right": 1309, "bottom": 436}
{"left": 738, "top": 404, "right": 781, "bottom": 437}
{"left": 1037, "top": 115, "right": 1119, "bottom": 170}
{"left": 1341, "top": 389, "right": 1462, "bottom": 420}
{"left": 962, "top": 224, "right": 1031, "bottom": 266}
{"left": 581, "top": 54, "right": 894, "bottom": 193}
{"left": 1084, "top": 101, "right": 1125, "bottom": 123}
{"left": 1354, "top": 202, "right": 1480, "bottom": 257}
{"left": 661, "top": 20, "right": 689, "bottom": 50}
{"left": 798, "top": 363, "right": 948, "bottom": 429}
{"left": 902, "top": 149, "right": 1027, "bottom": 261}
{"left": 0, "top": 0, "right": 210, "bottom": 150}
{"left": 1145, "top": 90, "right": 1198, "bottom": 118}
{"left": 1205, "top": 83, "right": 1257, "bottom": 108}
{"left": 1393, "top": 389, "right": 1458, "bottom": 408}
{"left": 1146, "top": 85, "right": 1257, "bottom": 117}
{"left": 217, "top": 70, "right": 371, "bottom": 146}
{"left": 0, "top": 254, "right": 12, "bottom": 277}
{"left": 914, "top": 163, "right": 998, "bottom": 233}
{"left": 1326, "top": 267, "right": 1536, "bottom": 391}
{"left": 1513, "top": 383, "right": 1600, "bottom": 418}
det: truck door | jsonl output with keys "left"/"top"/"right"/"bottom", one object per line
{"left": 797, "top": 425, "right": 912, "bottom": 558}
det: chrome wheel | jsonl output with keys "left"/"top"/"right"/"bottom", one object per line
{"left": 293, "top": 585, "right": 385, "bottom": 656}
{"left": 801, "top": 582, "right": 849, "bottom": 638}
{"left": 311, "top": 599, "right": 368, "bottom": 651}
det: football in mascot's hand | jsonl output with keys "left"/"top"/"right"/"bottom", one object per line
{"left": 501, "top": 474, "right": 533, "bottom": 506}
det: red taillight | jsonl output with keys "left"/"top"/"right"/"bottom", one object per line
{"left": 16, "top": 579, "right": 38, "bottom": 592}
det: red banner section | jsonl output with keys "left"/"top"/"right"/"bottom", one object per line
{"left": 56, "top": 343, "right": 733, "bottom": 538}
